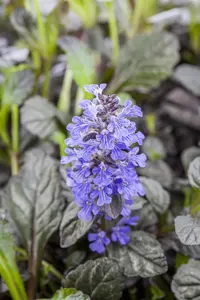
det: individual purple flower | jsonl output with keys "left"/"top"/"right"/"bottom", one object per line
{"left": 116, "top": 178, "right": 137, "bottom": 199}
{"left": 107, "top": 115, "right": 130, "bottom": 138}
{"left": 118, "top": 162, "right": 136, "bottom": 179}
{"left": 119, "top": 100, "right": 143, "bottom": 118}
{"left": 129, "top": 105, "right": 143, "bottom": 118}
{"left": 72, "top": 161, "right": 91, "bottom": 183}
{"left": 79, "top": 100, "right": 98, "bottom": 120}
{"left": 131, "top": 131, "right": 145, "bottom": 146}
{"left": 72, "top": 182, "right": 91, "bottom": 199}
{"left": 92, "top": 162, "right": 114, "bottom": 185}
{"left": 84, "top": 83, "right": 107, "bottom": 97}
{"left": 120, "top": 215, "right": 140, "bottom": 226}
{"left": 134, "top": 180, "right": 145, "bottom": 197}
{"left": 91, "top": 186, "right": 112, "bottom": 206}
{"left": 96, "top": 130, "right": 115, "bottom": 150}
{"left": 120, "top": 199, "right": 133, "bottom": 217}
{"left": 77, "top": 199, "right": 99, "bottom": 221}
{"left": 120, "top": 123, "right": 136, "bottom": 146}
{"left": 77, "top": 143, "right": 98, "bottom": 162}
{"left": 88, "top": 231, "right": 110, "bottom": 253}
{"left": 111, "top": 143, "right": 128, "bottom": 161}
{"left": 128, "top": 147, "right": 147, "bottom": 167}
{"left": 61, "top": 148, "right": 77, "bottom": 164}
{"left": 67, "top": 116, "right": 90, "bottom": 139}
{"left": 111, "top": 226, "right": 131, "bottom": 245}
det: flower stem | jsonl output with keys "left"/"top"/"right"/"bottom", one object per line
{"left": 107, "top": 1, "right": 119, "bottom": 66}
{"left": 42, "top": 58, "right": 52, "bottom": 99}
{"left": 11, "top": 104, "right": 19, "bottom": 175}
{"left": 58, "top": 68, "right": 73, "bottom": 113}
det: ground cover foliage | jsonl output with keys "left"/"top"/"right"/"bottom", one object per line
{"left": 0, "top": 0, "right": 200, "bottom": 299}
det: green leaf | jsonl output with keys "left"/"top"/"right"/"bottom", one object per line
{"left": 60, "top": 166, "right": 74, "bottom": 201}
{"left": 140, "top": 177, "right": 170, "bottom": 214}
{"left": 63, "top": 258, "right": 123, "bottom": 300}
{"left": 60, "top": 202, "right": 93, "bottom": 248}
{"left": 150, "top": 277, "right": 168, "bottom": 300}
{"left": 21, "top": 96, "right": 62, "bottom": 139}
{"left": 173, "top": 64, "right": 200, "bottom": 97}
{"left": 175, "top": 253, "right": 189, "bottom": 269}
{"left": 10, "top": 8, "right": 37, "bottom": 41}
{"left": 172, "top": 259, "right": 200, "bottom": 300}
{"left": 0, "top": 47, "right": 29, "bottom": 68}
{"left": 181, "top": 146, "right": 200, "bottom": 172}
{"left": 108, "top": 231, "right": 168, "bottom": 278}
{"left": 64, "top": 250, "right": 86, "bottom": 269}
{"left": 88, "top": 27, "right": 111, "bottom": 58}
{"left": 115, "top": 0, "right": 132, "bottom": 33}
{"left": 52, "top": 288, "right": 90, "bottom": 300}
{"left": 142, "top": 137, "right": 166, "bottom": 161}
{"left": 0, "top": 222, "right": 15, "bottom": 262}
{"left": 151, "top": 285, "right": 165, "bottom": 300}
{"left": 58, "top": 37, "right": 97, "bottom": 88}
{"left": 1, "top": 68, "right": 34, "bottom": 105}
{"left": 138, "top": 200, "right": 158, "bottom": 228}
{"left": 138, "top": 160, "right": 173, "bottom": 188}
{"left": 175, "top": 215, "right": 200, "bottom": 245}
{"left": 188, "top": 157, "right": 200, "bottom": 188}
{"left": 2, "top": 149, "right": 63, "bottom": 276}
{"left": 108, "top": 31, "right": 179, "bottom": 93}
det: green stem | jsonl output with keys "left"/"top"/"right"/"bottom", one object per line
{"left": 12, "top": 105, "right": 19, "bottom": 154}
{"left": 58, "top": 69, "right": 73, "bottom": 113}
{"left": 184, "top": 188, "right": 191, "bottom": 208}
{"left": 11, "top": 264, "right": 28, "bottom": 300}
{"left": 34, "top": 0, "right": 47, "bottom": 53}
{"left": 83, "top": 0, "right": 97, "bottom": 28}
{"left": 11, "top": 104, "right": 19, "bottom": 175}
{"left": 69, "top": 0, "right": 87, "bottom": 26}
{"left": 0, "top": 104, "right": 10, "bottom": 147}
{"left": 32, "top": 50, "right": 41, "bottom": 73}
{"left": 0, "top": 257, "right": 22, "bottom": 300}
{"left": 131, "top": 0, "right": 158, "bottom": 37}
{"left": 131, "top": 0, "right": 145, "bottom": 36}
{"left": 42, "top": 58, "right": 52, "bottom": 99}
{"left": 107, "top": 1, "right": 119, "bottom": 66}
{"left": 42, "top": 261, "right": 62, "bottom": 281}
{"left": 191, "top": 190, "right": 200, "bottom": 215}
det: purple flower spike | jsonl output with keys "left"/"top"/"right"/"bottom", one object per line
{"left": 61, "top": 82, "right": 146, "bottom": 253}
{"left": 88, "top": 231, "right": 110, "bottom": 254}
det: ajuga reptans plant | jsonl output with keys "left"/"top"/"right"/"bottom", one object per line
{"left": 61, "top": 84, "right": 146, "bottom": 253}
